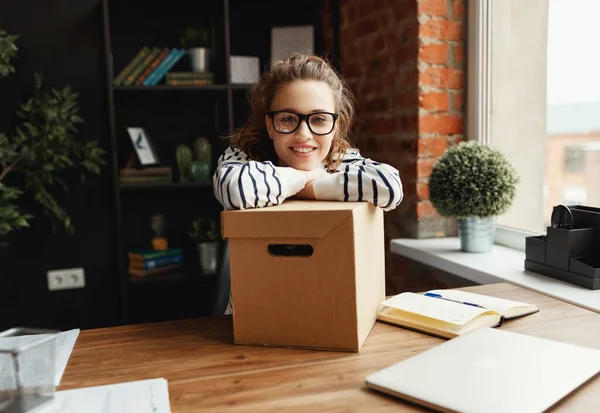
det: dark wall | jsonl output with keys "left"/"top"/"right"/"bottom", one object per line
{"left": 0, "top": 0, "right": 120, "bottom": 330}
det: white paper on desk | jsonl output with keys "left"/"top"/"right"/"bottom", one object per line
{"left": 39, "top": 378, "right": 171, "bottom": 413}
{"left": 0, "top": 329, "right": 79, "bottom": 388}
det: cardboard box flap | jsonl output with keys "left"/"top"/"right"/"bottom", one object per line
{"left": 221, "top": 201, "right": 365, "bottom": 239}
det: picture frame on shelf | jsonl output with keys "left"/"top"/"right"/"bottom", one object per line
{"left": 127, "top": 127, "right": 160, "bottom": 166}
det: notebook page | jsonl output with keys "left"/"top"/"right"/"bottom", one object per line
{"left": 37, "top": 378, "right": 171, "bottom": 413}
{"left": 381, "top": 293, "right": 492, "bottom": 325}
{"left": 426, "top": 289, "right": 538, "bottom": 317}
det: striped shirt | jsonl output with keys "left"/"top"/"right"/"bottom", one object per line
{"left": 213, "top": 145, "right": 403, "bottom": 211}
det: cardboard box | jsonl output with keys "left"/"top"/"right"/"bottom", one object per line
{"left": 221, "top": 201, "right": 385, "bottom": 352}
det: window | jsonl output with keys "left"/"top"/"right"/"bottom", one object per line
{"left": 564, "top": 147, "right": 585, "bottom": 174}
{"left": 468, "top": 0, "right": 600, "bottom": 235}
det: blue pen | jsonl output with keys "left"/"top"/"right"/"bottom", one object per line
{"left": 424, "top": 292, "right": 486, "bottom": 309}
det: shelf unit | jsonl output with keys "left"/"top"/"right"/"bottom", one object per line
{"left": 101, "top": 0, "right": 336, "bottom": 325}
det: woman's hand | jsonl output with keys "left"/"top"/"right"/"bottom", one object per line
{"left": 294, "top": 168, "right": 328, "bottom": 199}
{"left": 302, "top": 168, "right": 329, "bottom": 184}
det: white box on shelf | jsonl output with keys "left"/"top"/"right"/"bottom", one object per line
{"left": 271, "top": 26, "right": 314, "bottom": 62}
{"left": 230, "top": 56, "right": 260, "bottom": 84}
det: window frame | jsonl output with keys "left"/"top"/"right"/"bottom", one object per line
{"left": 467, "top": 0, "right": 544, "bottom": 251}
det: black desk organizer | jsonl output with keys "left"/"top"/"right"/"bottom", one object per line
{"left": 525, "top": 205, "right": 600, "bottom": 290}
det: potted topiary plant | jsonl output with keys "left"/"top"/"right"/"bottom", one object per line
{"left": 429, "top": 141, "right": 519, "bottom": 253}
{"left": 188, "top": 216, "right": 221, "bottom": 275}
{"left": 180, "top": 26, "right": 211, "bottom": 73}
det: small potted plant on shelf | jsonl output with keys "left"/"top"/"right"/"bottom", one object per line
{"left": 180, "top": 26, "right": 211, "bottom": 73}
{"left": 188, "top": 216, "right": 221, "bottom": 275}
{"left": 429, "top": 141, "right": 519, "bottom": 253}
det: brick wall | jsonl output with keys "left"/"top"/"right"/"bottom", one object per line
{"left": 325, "top": 0, "right": 470, "bottom": 293}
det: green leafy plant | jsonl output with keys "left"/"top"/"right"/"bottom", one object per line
{"left": 0, "top": 29, "right": 106, "bottom": 242}
{"left": 180, "top": 26, "right": 209, "bottom": 49}
{"left": 188, "top": 216, "right": 220, "bottom": 243}
{"left": 0, "top": 30, "right": 18, "bottom": 77}
{"left": 429, "top": 141, "right": 519, "bottom": 218}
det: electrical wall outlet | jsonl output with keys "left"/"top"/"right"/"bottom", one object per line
{"left": 47, "top": 268, "right": 86, "bottom": 291}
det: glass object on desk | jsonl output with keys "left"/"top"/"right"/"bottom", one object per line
{"left": 0, "top": 328, "right": 59, "bottom": 413}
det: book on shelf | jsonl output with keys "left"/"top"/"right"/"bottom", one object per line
{"left": 166, "top": 72, "right": 214, "bottom": 86}
{"left": 113, "top": 47, "right": 187, "bottom": 87}
{"left": 120, "top": 166, "right": 173, "bottom": 177}
{"left": 128, "top": 247, "right": 182, "bottom": 262}
{"left": 129, "top": 252, "right": 183, "bottom": 271}
{"left": 129, "top": 263, "right": 182, "bottom": 278}
{"left": 123, "top": 47, "right": 161, "bottom": 86}
{"left": 135, "top": 48, "right": 170, "bottom": 86}
{"left": 113, "top": 46, "right": 151, "bottom": 86}
{"left": 119, "top": 175, "right": 172, "bottom": 184}
{"left": 377, "top": 289, "right": 539, "bottom": 339}
{"left": 143, "top": 49, "right": 187, "bottom": 86}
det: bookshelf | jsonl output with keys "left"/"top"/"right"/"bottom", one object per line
{"left": 101, "top": 0, "right": 337, "bottom": 325}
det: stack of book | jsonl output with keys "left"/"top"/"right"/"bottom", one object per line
{"left": 114, "top": 46, "right": 187, "bottom": 87}
{"left": 166, "top": 72, "right": 214, "bottom": 86}
{"left": 119, "top": 166, "right": 173, "bottom": 185}
{"left": 128, "top": 247, "right": 183, "bottom": 278}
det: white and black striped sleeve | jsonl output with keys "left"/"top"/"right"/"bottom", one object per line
{"left": 311, "top": 150, "right": 403, "bottom": 211}
{"left": 213, "top": 145, "right": 307, "bottom": 210}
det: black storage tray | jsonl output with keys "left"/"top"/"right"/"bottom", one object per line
{"left": 524, "top": 260, "right": 600, "bottom": 290}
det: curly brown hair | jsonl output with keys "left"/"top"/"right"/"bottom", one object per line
{"left": 230, "top": 53, "right": 356, "bottom": 171}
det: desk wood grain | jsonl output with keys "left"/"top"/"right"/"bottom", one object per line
{"left": 60, "top": 283, "right": 600, "bottom": 412}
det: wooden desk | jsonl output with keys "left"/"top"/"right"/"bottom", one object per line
{"left": 60, "top": 283, "right": 600, "bottom": 412}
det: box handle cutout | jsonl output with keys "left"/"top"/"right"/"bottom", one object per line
{"left": 268, "top": 244, "right": 313, "bottom": 257}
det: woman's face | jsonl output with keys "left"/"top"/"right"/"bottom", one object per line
{"left": 266, "top": 80, "right": 337, "bottom": 171}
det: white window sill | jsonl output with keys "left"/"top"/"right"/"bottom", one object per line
{"left": 390, "top": 237, "right": 600, "bottom": 314}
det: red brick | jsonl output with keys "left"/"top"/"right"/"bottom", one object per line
{"left": 453, "top": 0, "right": 464, "bottom": 20}
{"left": 359, "top": 0, "right": 376, "bottom": 17}
{"left": 418, "top": 0, "right": 448, "bottom": 17}
{"left": 365, "top": 95, "right": 389, "bottom": 111}
{"left": 393, "top": 1, "right": 418, "bottom": 20}
{"left": 343, "top": 61, "right": 362, "bottom": 78}
{"left": 372, "top": 34, "right": 385, "bottom": 52}
{"left": 398, "top": 69, "right": 419, "bottom": 91}
{"left": 454, "top": 44, "right": 463, "bottom": 63}
{"left": 420, "top": 19, "right": 463, "bottom": 41}
{"left": 419, "top": 92, "right": 449, "bottom": 111}
{"left": 418, "top": 137, "right": 448, "bottom": 157}
{"left": 417, "top": 158, "right": 437, "bottom": 178}
{"left": 363, "top": 76, "right": 382, "bottom": 92}
{"left": 452, "top": 92, "right": 463, "bottom": 111}
{"left": 341, "top": 26, "right": 356, "bottom": 43}
{"left": 417, "top": 182, "right": 430, "bottom": 201}
{"left": 402, "top": 159, "right": 417, "bottom": 181}
{"left": 395, "top": 91, "right": 419, "bottom": 107}
{"left": 348, "top": 3, "right": 359, "bottom": 23}
{"left": 398, "top": 114, "right": 419, "bottom": 133}
{"left": 394, "top": 43, "right": 418, "bottom": 66}
{"left": 370, "top": 116, "right": 397, "bottom": 134}
{"left": 340, "top": 6, "right": 348, "bottom": 28}
{"left": 420, "top": 67, "right": 463, "bottom": 89}
{"left": 419, "top": 114, "right": 463, "bottom": 134}
{"left": 419, "top": 43, "right": 449, "bottom": 65}
{"left": 417, "top": 200, "right": 439, "bottom": 220}
{"left": 370, "top": 53, "right": 392, "bottom": 72}
{"left": 357, "top": 17, "right": 378, "bottom": 36}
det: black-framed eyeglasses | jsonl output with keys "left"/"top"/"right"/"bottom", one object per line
{"left": 266, "top": 110, "right": 339, "bottom": 136}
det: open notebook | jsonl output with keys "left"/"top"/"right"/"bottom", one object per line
{"left": 377, "top": 289, "right": 539, "bottom": 339}
{"left": 365, "top": 328, "right": 600, "bottom": 413}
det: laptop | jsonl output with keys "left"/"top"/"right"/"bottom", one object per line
{"left": 365, "top": 328, "right": 600, "bottom": 413}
